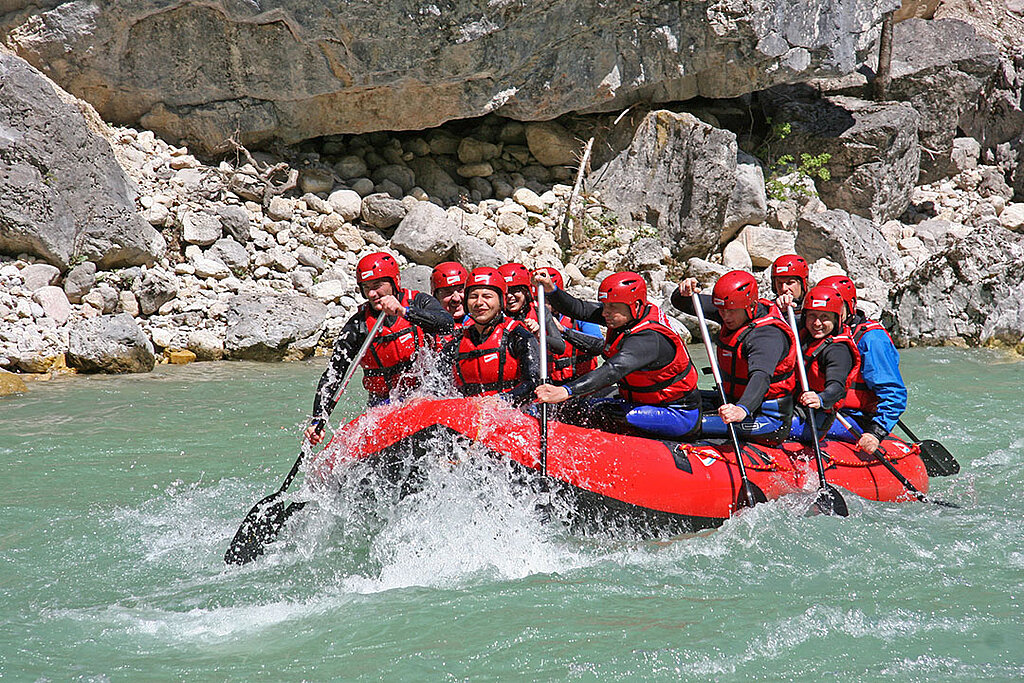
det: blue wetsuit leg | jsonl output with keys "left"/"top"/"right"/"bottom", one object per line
{"left": 624, "top": 404, "right": 701, "bottom": 439}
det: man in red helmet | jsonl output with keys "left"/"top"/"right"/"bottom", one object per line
{"left": 305, "top": 251, "right": 455, "bottom": 443}
{"left": 818, "top": 274, "right": 907, "bottom": 455}
{"left": 443, "top": 267, "right": 540, "bottom": 404}
{"left": 499, "top": 262, "right": 565, "bottom": 357}
{"left": 791, "top": 285, "right": 861, "bottom": 442}
{"left": 770, "top": 254, "right": 809, "bottom": 310}
{"left": 673, "top": 270, "right": 797, "bottom": 444}
{"left": 534, "top": 271, "right": 701, "bottom": 439}
{"left": 431, "top": 261, "right": 469, "bottom": 323}
{"left": 533, "top": 266, "right": 603, "bottom": 384}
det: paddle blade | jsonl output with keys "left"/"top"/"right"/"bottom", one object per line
{"left": 224, "top": 494, "right": 305, "bottom": 565}
{"left": 736, "top": 479, "right": 768, "bottom": 510}
{"left": 918, "top": 439, "right": 960, "bottom": 477}
{"left": 813, "top": 484, "right": 850, "bottom": 517}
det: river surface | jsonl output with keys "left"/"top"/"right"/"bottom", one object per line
{"left": 1, "top": 348, "right": 1022, "bottom": 680}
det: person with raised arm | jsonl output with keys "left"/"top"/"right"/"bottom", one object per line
{"left": 305, "top": 251, "right": 454, "bottom": 444}
{"left": 444, "top": 267, "right": 541, "bottom": 405}
{"left": 770, "top": 254, "right": 809, "bottom": 311}
{"left": 533, "top": 271, "right": 701, "bottom": 439}
{"left": 818, "top": 274, "right": 908, "bottom": 455}
{"left": 532, "top": 266, "right": 603, "bottom": 384}
{"left": 498, "top": 262, "right": 565, "bottom": 357}
{"left": 671, "top": 270, "right": 797, "bottom": 445}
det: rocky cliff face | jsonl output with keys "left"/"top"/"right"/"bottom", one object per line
{"left": 2, "top": 0, "right": 898, "bottom": 152}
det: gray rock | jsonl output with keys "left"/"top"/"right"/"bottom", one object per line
{"left": 186, "top": 330, "right": 224, "bottom": 361}
{"left": 327, "top": 189, "right": 362, "bottom": 221}
{"left": 224, "top": 293, "right": 327, "bottom": 361}
{"left": 950, "top": 137, "right": 981, "bottom": 174}
{"left": 20, "top": 263, "right": 60, "bottom": 292}
{"left": 622, "top": 237, "right": 664, "bottom": 271}
{"left": 118, "top": 290, "right": 139, "bottom": 317}
{"left": 891, "top": 225, "right": 1024, "bottom": 349}
{"left": 32, "top": 285, "right": 71, "bottom": 324}
{"left": 82, "top": 284, "right": 119, "bottom": 314}
{"left": 723, "top": 152, "right": 767, "bottom": 240}
{"left": 290, "top": 269, "right": 314, "bottom": 293}
{"left": 192, "top": 256, "right": 231, "bottom": 279}
{"left": 454, "top": 235, "right": 503, "bottom": 269}
{"left": 738, "top": 224, "right": 796, "bottom": 268}
{"left": 360, "top": 193, "right": 407, "bottom": 232}
{"left": 67, "top": 313, "right": 155, "bottom": 373}
{"left": 761, "top": 89, "right": 920, "bottom": 223}
{"left": 590, "top": 110, "right": 736, "bottom": 261}
{"left": 63, "top": 261, "right": 97, "bottom": 303}
{"left": 217, "top": 204, "right": 252, "bottom": 244}
{"left": 132, "top": 268, "right": 179, "bottom": 315}
{"left": 181, "top": 211, "right": 223, "bottom": 246}
{"left": 0, "top": 52, "right": 165, "bottom": 270}
{"left": 401, "top": 265, "right": 434, "bottom": 294}
{"left": 796, "top": 209, "right": 900, "bottom": 287}
{"left": 5, "top": 1, "right": 898, "bottom": 152}
{"left": 390, "top": 202, "right": 458, "bottom": 266}
{"left": 334, "top": 155, "right": 369, "bottom": 179}
{"left": 296, "top": 246, "right": 326, "bottom": 272}
{"left": 207, "top": 237, "right": 250, "bottom": 275}
{"left": 372, "top": 164, "right": 416, "bottom": 193}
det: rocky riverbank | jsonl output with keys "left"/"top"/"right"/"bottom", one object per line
{"left": 2, "top": 2, "right": 1024, "bottom": 381}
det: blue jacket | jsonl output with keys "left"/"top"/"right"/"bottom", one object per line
{"left": 855, "top": 326, "right": 908, "bottom": 436}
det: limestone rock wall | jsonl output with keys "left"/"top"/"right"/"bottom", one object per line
{"left": 1, "top": 0, "right": 899, "bottom": 152}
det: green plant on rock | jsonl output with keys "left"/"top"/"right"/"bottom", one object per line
{"left": 755, "top": 116, "right": 832, "bottom": 201}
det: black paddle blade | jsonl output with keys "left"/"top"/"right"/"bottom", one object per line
{"left": 918, "top": 439, "right": 960, "bottom": 477}
{"left": 736, "top": 479, "right": 768, "bottom": 511}
{"left": 224, "top": 495, "right": 305, "bottom": 565}
{"left": 813, "top": 484, "right": 850, "bottom": 517}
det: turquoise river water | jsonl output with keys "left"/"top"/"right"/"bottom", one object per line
{"left": 1, "top": 347, "right": 1022, "bottom": 681}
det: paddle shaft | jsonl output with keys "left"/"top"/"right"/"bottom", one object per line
{"left": 897, "top": 419, "right": 922, "bottom": 443}
{"left": 537, "top": 284, "right": 549, "bottom": 476}
{"left": 835, "top": 413, "right": 957, "bottom": 507}
{"left": 785, "top": 307, "right": 831, "bottom": 487}
{"left": 690, "top": 293, "right": 761, "bottom": 506}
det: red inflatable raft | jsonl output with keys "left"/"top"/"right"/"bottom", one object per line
{"left": 310, "top": 396, "right": 929, "bottom": 534}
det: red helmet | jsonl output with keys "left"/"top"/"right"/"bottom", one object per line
{"left": 430, "top": 261, "right": 468, "bottom": 293}
{"left": 598, "top": 271, "right": 647, "bottom": 318}
{"left": 803, "top": 285, "right": 846, "bottom": 319}
{"left": 712, "top": 270, "right": 759, "bottom": 317}
{"left": 818, "top": 275, "right": 857, "bottom": 317}
{"left": 465, "top": 267, "right": 507, "bottom": 298}
{"left": 771, "top": 254, "right": 809, "bottom": 294}
{"left": 533, "top": 266, "right": 564, "bottom": 291}
{"left": 498, "top": 263, "right": 531, "bottom": 290}
{"left": 357, "top": 252, "right": 400, "bottom": 288}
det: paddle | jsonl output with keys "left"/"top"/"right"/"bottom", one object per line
{"left": 897, "top": 419, "right": 960, "bottom": 477}
{"left": 224, "top": 312, "right": 388, "bottom": 565}
{"left": 785, "top": 306, "right": 849, "bottom": 517}
{"left": 691, "top": 292, "right": 767, "bottom": 511}
{"left": 537, "top": 283, "right": 549, "bottom": 477}
{"left": 835, "top": 413, "right": 959, "bottom": 508}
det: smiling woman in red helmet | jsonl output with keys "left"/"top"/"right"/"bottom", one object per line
{"left": 673, "top": 270, "right": 797, "bottom": 445}
{"left": 534, "top": 271, "right": 701, "bottom": 439}
{"left": 305, "top": 251, "right": 455, "bottom": 444}
{"left": 790, "top": 285, "right": 861, "bottom": 442}
{"left": 442, "top": 266, "right": 541, "bottom": 405}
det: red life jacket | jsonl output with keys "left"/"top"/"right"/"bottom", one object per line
{"left": 802, "top": 328, "right": 861, "bottom": 412}
{"left": 548, "top": 314, "right": 599, "bottom": 383}
{"left": 602, "top": 304, "right": 697, "bottom": 405}
{"left": 360, "top": 290, "right": 426, "bottom": 396}
{"left": 454, "top": 316, "right": 525, "bottom": 396}
{"left": 716, "top": 313, "right": 797, "bottom": 402}
{"left": 842, "top": 317, "right": 893, "bottom": 413}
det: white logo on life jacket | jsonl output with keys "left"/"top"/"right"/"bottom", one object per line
{"left": 721, "top": 350, "right": 734, "bottom": 358}
{"left": 399, "top": 332, "right": 413, "bottom": 343}
{"left": 482, "top": 353, "right": 498, "bottom": 363}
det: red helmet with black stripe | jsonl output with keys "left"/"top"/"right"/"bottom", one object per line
{"left": 598, "top": 271, "right": 647, "bottom": 318}
{"left": 712, "top": 270, "right": 759, "bottom": 317}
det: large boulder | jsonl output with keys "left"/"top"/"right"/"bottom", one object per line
{"left": 0, "top": 50, "right": 165, "bottom": 270}
{"left": 67, "top": 313, "right": 156, "bottom": 373}
{"left": 761, "top": 88, "right": 920, "bottom": 223}
{"left": 224, "top": 293, "right": 327, "bottom": 361}
{"left": 390, "top": 202, "right": 458, "bottom": 267}
{"left": 132, "top": 268, "right": 178, "bottom": 315}
{"left": 890, "top": 225, "right": 1024, "bottom": 350}
{"left": 796, "top": 209, "right": 900, "bottom": 306}
{"left": 590, "top": 110, "right": 737, "bottom": 260}
{"left": 2, "top": 1, "right": 899, "bottom": 152}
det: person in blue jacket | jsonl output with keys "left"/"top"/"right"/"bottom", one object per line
{"left": 819, "top": 275, "right": 908, "bottom": 455}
